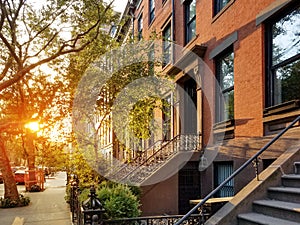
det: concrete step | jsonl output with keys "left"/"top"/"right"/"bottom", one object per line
{"left": 238, "top": 212, "right": 300, "bottom": 225}
{"left": 253, "top": 199, "right": 300, "bottom": 223}
{"left": 268, "top": 186, "right": 300, "bottom": 203}
{"left": 281, "top": 174, "right": 300, "bottom": 187}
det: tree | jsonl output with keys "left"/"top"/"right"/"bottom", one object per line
{"left": 72, "top": 39, "right": 175, "bottom": 178}
{"left": 0, "top": 0, "right": 116, "bottom": 205}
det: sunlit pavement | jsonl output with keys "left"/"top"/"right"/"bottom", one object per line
{"left": 0, "top": 172, "right": 71, "bottom": 225}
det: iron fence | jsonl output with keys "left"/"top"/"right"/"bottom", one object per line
{"left": 69, "top": 179, "right": 205, "bottom": 225}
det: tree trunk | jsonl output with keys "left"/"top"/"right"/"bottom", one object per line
{"left": 26, "top": 132, "right": 36, "bottom": 190}
{"left": 0, "top": 138, "right": 20, "bottom": 202}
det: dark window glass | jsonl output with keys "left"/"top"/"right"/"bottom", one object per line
{"left": 149, "top": 0, "right": 155, "bottom": 24}
{"left": 138, "top": 14, "right": 143, "bottom": 40}
{"left": 216, "top": 50, "right": 234, "bottom": 122}
{"left": 163, "top": 23, "right": 171, "bottom": 66}
{"left": 214, "top": 0, "right": 231, "bottom": 15}
{"left": 266, "top": 6, "right": 300, "bottom": 107}
{"left": 214, "top": 161, "right": 234, "bottom": 197}
{"left": 185, "top": 0, "right": 196, "bottom": 44}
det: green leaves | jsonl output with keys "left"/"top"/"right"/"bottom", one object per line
{"left": 97, "top": 183, "right": 141, "bottom": 219}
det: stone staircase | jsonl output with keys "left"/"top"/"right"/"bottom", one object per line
{"left": 106, "top": 134, "right": 200, "bottom": 185}
{"left": 237, "top": 162, "right": 300, "bottom": 225}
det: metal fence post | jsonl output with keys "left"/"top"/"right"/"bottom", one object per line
{"left": 82, "top": 185, "right": 105, "bottom": 225}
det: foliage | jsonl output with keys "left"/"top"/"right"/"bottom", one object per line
{"left": 0, "top": 0, "right": 117, "bottom": 203}
{"left": 97, "top": 183, "right": 141, "bottom": 219}
{"left": 78, "top": 181, "right": 141, "bottom": 220}
{"left": 35, "top": 140, "right": 69, "bottom": 171}
{"left": 29, "top": 184, "right": 41, "bottom": 192}
{"left": 68, "top": 145, "right": 105, "bottom": 188}
{"left": 0, "top": 194, "right": 30, "bottom": 208}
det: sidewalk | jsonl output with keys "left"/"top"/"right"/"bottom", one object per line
{"left": 0, "top": 172, "right": 72, "bottom": 225}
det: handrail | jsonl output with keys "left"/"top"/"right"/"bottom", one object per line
{"left": 175, "top": 115, "right": 300, "bottom": 225}
{"left": 119, "top": 134, "right": 181, "bottom": 182}
{"left": 106, "top": 139, "right": 165, "bottom": 178}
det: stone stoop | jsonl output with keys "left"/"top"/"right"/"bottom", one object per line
{"left": 237, "top": 163, "right": 300, "bottom": 225}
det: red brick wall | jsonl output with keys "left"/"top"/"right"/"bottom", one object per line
{"left": 140, "top": 174, "right": 178, "bottom": 215}
{"left": 134, "top": 0, "right": 279, "bottom": 139}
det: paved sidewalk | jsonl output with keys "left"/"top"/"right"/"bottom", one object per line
{"left": 0, "top": 172, "right": 71, "bottom": 225}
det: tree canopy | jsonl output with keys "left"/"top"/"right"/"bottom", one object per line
{"left": 0, "top": 0, "right": 117, "bottom": 204}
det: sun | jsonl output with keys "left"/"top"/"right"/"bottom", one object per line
{"left": 25, "top": 121, "right": 40, "bottom": 132}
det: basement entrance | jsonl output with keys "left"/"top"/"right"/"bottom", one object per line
{"left": 178, "top": 161, "right": 201, "bottom": 214}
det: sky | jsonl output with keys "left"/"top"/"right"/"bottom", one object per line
{"left": 106, "top": 0, "right": 128, "bottom": 13}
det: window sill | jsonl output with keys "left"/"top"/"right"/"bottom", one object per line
{"left": 184, "top": 34, "right": 199, "bottom": 49}
{"left": 212, "top": 0, "right": 235, "bottom": 23}
{"left": 263, "top": 100, "right": 300, "bottom": 135}
{"left": 162, "top": 0, "right": 169, "bottom": 7}
{"left": 213, "top": 119, "right": 235, "bottom": 130}
{"left": 162, "top": 62, "right": 173, "bottom": 72}
{"left": 213, "top": 119, "right": 235, "bottom": 141}
{"left": 264, "top": 100, "right": 300, "bottom": 117}
{"left": 148, "top": 17, "right": 156, "bottom": 28}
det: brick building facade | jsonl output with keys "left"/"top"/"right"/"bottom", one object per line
{"left": 111, "top": 0, "right": 300, "bottom": 216}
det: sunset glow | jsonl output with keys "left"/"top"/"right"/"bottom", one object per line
{"left": 25, "top": 121, "right": 40, "bottom": 132}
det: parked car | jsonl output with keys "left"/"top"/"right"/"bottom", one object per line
{"left": 14, "top": 170, "right": 26, "bottom": 184}
{"left": 0, "top": 171, "right": 3, "bottom": 184}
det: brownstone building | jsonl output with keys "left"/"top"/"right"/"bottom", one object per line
{"left": 109, "top": 0, "right": 300, "bottom": 219}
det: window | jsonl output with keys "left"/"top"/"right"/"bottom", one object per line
{"left": 148, "top": 44, "right": 155, "bottom": 75}
{"left": 162, "top": 23, "right": 171, "bottom": 66}
{"left": 214, "top": 161, "right": 234, "bottom": 197}
{"left": 137, "top": 14, "right": 143, "bottom": 40}
{"left": 149, "top": 0, "right": 155, "bottom": 24}
{"left": 266, "top": 6, "right": 300, "bottom": 107}
{"left": 162, "top": 95, "right": 172, "bottom": 140}
{"left": 216, "top": 50, "right": 234, "bottom": 123}
{"left": 214, "top": 0, "right": 231, "bottom": 15}
{"left": 185, "top": 0, "right": 196, "bottom": 44}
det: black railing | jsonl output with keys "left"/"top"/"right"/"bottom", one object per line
{"left": 107, "top": 134, "right": 200, "bottom": 185}
{"left": 104, "top": 214, "right": 203, "bottom": 225}
{"left": 119, "top": 134, "right": 199, "bottom": 184}
{"left": 106, "top": 139, "right": 165, "bottom": 180}
{"left": 175, "top": 115, "right": 300, "bottom": 225}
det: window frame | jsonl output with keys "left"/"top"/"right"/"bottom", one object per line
{"left": 214, "top": 161, "right": 234, "bottom": 198}
{"left": 215, "top": 48, "right": 234, "bottom": 123}
{"left": 137, "top": 13, "right": 143, "bottom": 40}
{"left": 162, "top": 23, "right": 172, "bottom": 67}
{"left": 265, "top": 4, "right": 300, "bottom": 108}
{"left": 185, "top": 0, "right": 196, "bottom": 44}
{"left": 214, "top": 0, "right": 231, "bottom": 16}
{"left": 148, "top": 43, "right": 155, "bottom": 75}
{"left": 149, "top": 0, "right": 155, "bottom": 25}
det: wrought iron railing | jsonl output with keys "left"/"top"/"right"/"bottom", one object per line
{"left": 104, "top": 214, "right": 203, "bottom": 225}
{"left": 106, "top": 139, "right": 165, "bottom": 181}
{"left": 118, "top": 134, "right": 199, "bottom": 184}
{"left": 175, "top": 115, "right": 300, "bottom": 225}
{"left": 106, "top": 134, "right": 199, "bottom": 185}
